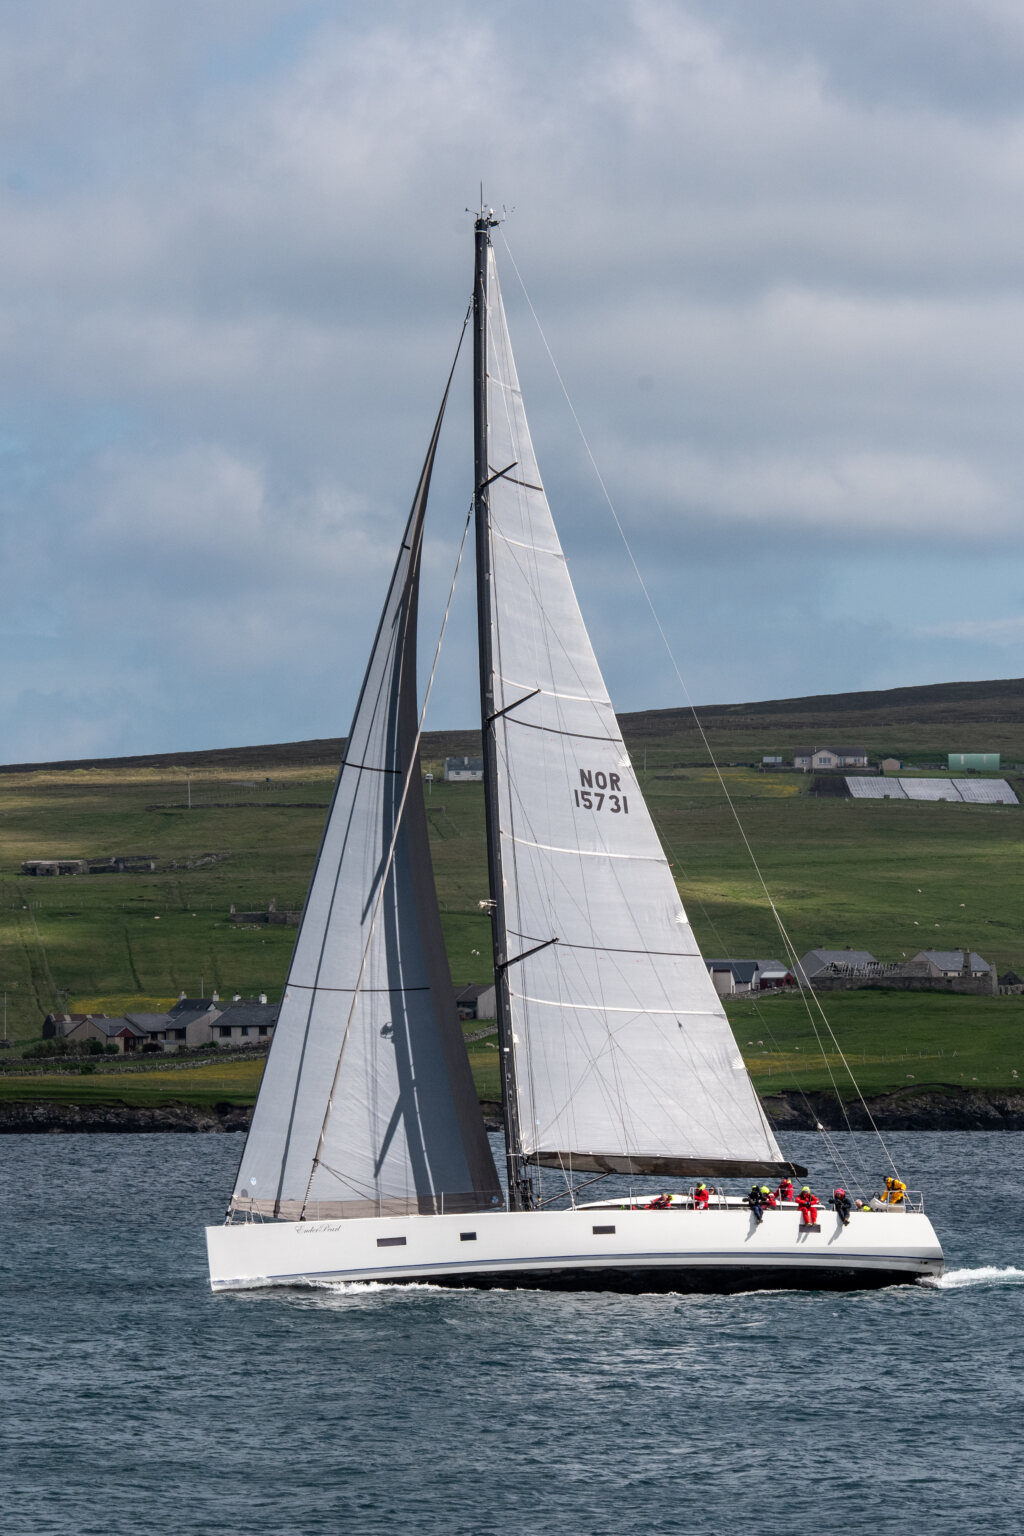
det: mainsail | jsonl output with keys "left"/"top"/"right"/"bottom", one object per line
{"left": 479, "top": 244, "right": 790, "bottom": 1180}
{"left": 231, "top": 378, "right": 501, "bottom": 1220}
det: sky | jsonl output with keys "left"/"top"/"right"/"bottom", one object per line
{"left": 2, "top": 0, "right": 1024, "bottom": 763}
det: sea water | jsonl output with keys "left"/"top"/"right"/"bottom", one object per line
{"left": 2, "top": 1130, "right": 1022, "bottom": 1536}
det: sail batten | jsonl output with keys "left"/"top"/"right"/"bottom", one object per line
{"left": 482, "top": 244, "right": 785, "bottom": 1173}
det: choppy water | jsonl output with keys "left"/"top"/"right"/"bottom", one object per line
{"left": 2, "top": 1131, "right": 1022, "bottom": 1535}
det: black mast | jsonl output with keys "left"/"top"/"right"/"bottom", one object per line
{"left": 473, "top": 208, "right": 532, "bottom": 1212}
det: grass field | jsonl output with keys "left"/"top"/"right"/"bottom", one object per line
{"left": 0, "top": 1055, "right": 264, "bottom": 1106}
{"left": 1, "top": 677, "right": 1022, "bottom": 1100}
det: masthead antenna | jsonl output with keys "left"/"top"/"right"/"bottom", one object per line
{"left": 465, "top": 186, "right": 501, "bottom": 229}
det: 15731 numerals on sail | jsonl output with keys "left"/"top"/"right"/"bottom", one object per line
{"left": 574, "top": 768, "right": 629, "bottom": 814}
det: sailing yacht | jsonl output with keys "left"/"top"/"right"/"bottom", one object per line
{"left": 206, "top": 214, "right": 943, "bottom": 1294}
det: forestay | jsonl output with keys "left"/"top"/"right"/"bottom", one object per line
{"left": 483, "top": 248, "right": 790, "bottom": 1178}
{"left": 231, "top": 388, "right": 501, "bottom": 1220}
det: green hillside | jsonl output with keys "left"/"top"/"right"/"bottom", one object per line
{"left": 0, "top": 676, "right": 1021, "bottom": 1097}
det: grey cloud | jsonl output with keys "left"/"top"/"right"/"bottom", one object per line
{"left": 2, "top": 0, "right": 1024, "bottom": 760}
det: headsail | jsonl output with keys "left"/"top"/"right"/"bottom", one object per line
{"left": 480, "top": 244, "right": 794, "bottom": 1180}
{"left": 231, "top": 375, "right": 501, "bottom": 1220}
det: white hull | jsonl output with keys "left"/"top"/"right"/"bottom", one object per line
{"left": 206, "top": 1206, "right": 943, "bottom": 1295}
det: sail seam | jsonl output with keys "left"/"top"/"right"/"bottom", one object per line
{"left": 498, "top": 677, "right": 613, "bottom": 707}
{"left": 285, "top": 983, "right": 431, "bottom": 994}
{"left": 493, "top": 530, "right": 566, "bottom": 559}
{"left": 501, "top": 832, "right": 662, "bottom": 861}
{"left": 512, "top": 994, "right": 722, "bottom": 1016}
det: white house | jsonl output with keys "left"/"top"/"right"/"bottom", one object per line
{"left": 793, "top": 746, "right": 869, "bottom": 771}
{"left": 444, "top": 756, "right": 484, "bottom": 783}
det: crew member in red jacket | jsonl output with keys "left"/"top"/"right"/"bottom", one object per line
{"left": 796, "top": 1186, "right": 819, "bottom": 1225}
{"left": 775, "top": 1176, "right": 795, "bottom": 1203}
{"left": 693, "top": 1183, "right": 710, "bottom": 1210}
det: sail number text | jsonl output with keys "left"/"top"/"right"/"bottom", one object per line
{"left": 574, "top": 768, "right": 629, "bottom": 814}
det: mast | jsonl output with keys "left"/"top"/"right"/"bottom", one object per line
{"left": 473, "top": 209, "right": 531, "bottom": 1211}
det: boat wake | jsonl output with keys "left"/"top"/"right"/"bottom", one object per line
{"left": 315, "top": 1279, "right": 436, "bottom": 1294}
{"left": 923, "top": 1266, "right": 1024, "bottom": 1290}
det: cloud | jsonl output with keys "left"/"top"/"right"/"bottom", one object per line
{"left": 625, "top": 445, "right": 1007, "bottom": 541}
{"left": 3, "top": 0, "right": 1024, "bottom": 759}
{"left": 917, "top": 616, "right": 1024, "bottom": 646}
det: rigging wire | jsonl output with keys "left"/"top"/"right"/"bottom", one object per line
{"left": 500, "top": 231, "right": 901, "bottom": 1186}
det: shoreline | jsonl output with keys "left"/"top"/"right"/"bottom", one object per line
{"left": 1, "top": 1086, "right": 1023, "bottom": 1135}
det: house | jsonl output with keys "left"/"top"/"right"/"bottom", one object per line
{"left": 455, "top": 983, "right": 496, "bottom": 1020}
{"left": 444, "top": 756, "right": 484, "bottom": 783}
{"left": 880, "top": 758, "right": 902, "bottom": 773}
{"left": 796, "top": 948, "right": 877, "bottom": 983}
{"left": 207, "top": 999, "right": 279, "bottom": 1047}
{"left": 912, "top": 949, "right": 992, "bottom": 979}
{"left": 63, "top": 1015, "right": 149, "bottom": 1053}
{"left": 124, "top": 1011, "right": 184, "bottom": 1048}
{"left": 705, "top": 959, "right": 761, "bottom": 997}
{"left": 794, "top": 747, "right": 869, "bottom": 771}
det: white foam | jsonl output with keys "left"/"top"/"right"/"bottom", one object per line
{"left": 314, "top": 1279, "right": 436, "bottom": 1294}
{"left": 924, "top": 1266, "right": 1024, "bottom": 1289}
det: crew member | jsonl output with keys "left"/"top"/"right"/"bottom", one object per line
{"left": 882, "top": 1176, "right": 907, "bottom": 1205}
{"left": 796, "top": 1185, "right": 819, "bottom": 1226}
{"left": 775, "top": 1176, "right": 795, "bottom": 1203}
{"left": 693, "top": 1183, "right": 710, "bottom": 1210}
{"left": 832, "top": 1188, "right": 853, "bottom": 1226}
{"left": 650, "top": 1192, "right": 673, "bottom": 1210}
{"left": 761, "top": 1184, "right": 777, "bottom": 1209}
{"left": 747, "top": 1184, "right": 767, "bottom": 1224}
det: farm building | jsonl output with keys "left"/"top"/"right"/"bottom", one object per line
{"left": 444, "top": 756, "right": 484, "bottom": 783}
{"left": 796, "top": 948, "right": 877, "bottom": 983}
{"left": 706, "top": 960, "right": 760, "bottom": 997}
{"left": 454, "top": 983, "right": 496, "bottom": 1020}
{"left": 911, "top": 949, "right": 992, "bottom": 979}
{"left": 22, "top": 859, "right": 88, "bottom": 876}
{"left": 948, "top": 753, "right": 1000, "bottom": 771}
{"left": 880, "top": 758, "right": 902, "bottom": 773}
{"left": 705, "top": 959, "right": 793, "bottom": 996}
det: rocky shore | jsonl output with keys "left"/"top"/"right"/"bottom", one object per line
{"left": 0, "top": 1100, "right": 253, "bottom": 1134}
{"left": 1, "top": 1086, "right": 1023, "bottom": 1134}
{"left": 762, "top": 1085, "right": 1024, "bottom": 1132}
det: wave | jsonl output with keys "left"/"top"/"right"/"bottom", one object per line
{"left": 924, "top": 1265, "right": 1024, "bottom": 1289}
